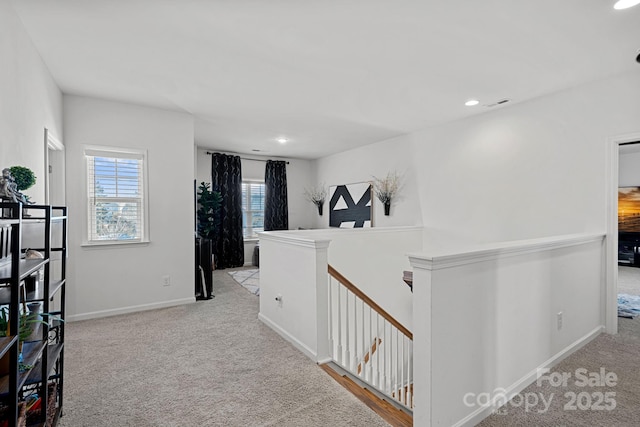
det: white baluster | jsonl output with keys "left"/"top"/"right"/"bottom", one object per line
{"left": 336, "top": 282, "right": 342, "bottom": 366}
{"left": 352, "top": 293, "right": 358, "bottom": 373}
{"left": 361, "top": 299, "right": 365, "bottom": 379}
{"left": 366, "top": 305, "right": 372, "bottom": 383}
{"left": 344, "top": 289, "right": 350, "bottom": 370}
{"left": 407, "top": 337, "right": 412, "bottom": 408}
{"left": 375, "top": 313, "right": 380, "bottom": 388}
{"left": 328, "top": 276, "right": 333, "bottom": 359}
{"left": 384, "top": 319, "right": 391, "bottom": 394}
{"left": 394, "top": 328, "right": 399, "bottom": 403}
{"left": 400, "top": 333, "right": 405, "bottom": 405}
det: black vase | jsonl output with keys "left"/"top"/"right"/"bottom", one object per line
{"left": 384, "top": 201, "right": 391, "bottom": 216}
{"left": 317, "top": 202, "right": 324, "bottom": 216}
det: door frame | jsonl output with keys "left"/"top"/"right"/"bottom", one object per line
{"left": 606, "top": 131, "right": 640, "bottom": 334}
{"left": 44, "top": 128, "right": 65, "bottom": 205}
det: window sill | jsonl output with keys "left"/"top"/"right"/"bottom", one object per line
{"left": 244, "top": 238, "right": 259, "bottom": 243}
{"left": 81, "top": 240, "right": 150, "bottom": 249}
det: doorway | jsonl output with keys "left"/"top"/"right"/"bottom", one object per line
{"left": 608, "top": 133, "right": 640, "bottom": 334}
{"left": 617, "top": 142, "right": 640, "bottom": 322}
{"left": 44, "top": 128, "right": 65, "bottom": 206}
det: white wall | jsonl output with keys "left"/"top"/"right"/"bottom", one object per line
{"left": 619, "top": 150, "right": 640, "bottom": 187}
{"left": 325, "top": 227, "right": 422, "bottom": 329}
{"left": 64, "top": 95, "right": 195, "bottom": 320}
{"left": 410, "top": 234, "right": 605, "bottom": 426}
{"left": 315, "top": 71, "right": 640, "bottom": 243}
{"left": 196, "top": 147, "right": 316, "bottom": 265}
{"left": 0, "top": 1, "right": 63, "bottom": 203}
{"left": 314, "top": 134, "right": 423, "bottom": 229}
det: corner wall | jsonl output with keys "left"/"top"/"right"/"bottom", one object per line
{"left": 314, "top": 71, "right": 640, "bottom": 243}
{"left": 0, "top": 1, "right": 63, "bottom": 202}
{"left": 64, "top": 95, "right": 195, "bottom": 320}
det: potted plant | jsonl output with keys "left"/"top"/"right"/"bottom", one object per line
{"left": 372, "top": 171, "right": 401, "bottom": 216}
{"left": 196, "top": 183, "right": 222, "bottom": 299}
{"left": 304, "top": 184, "right": 327, "bottom": 215}
{"left": 197, "top": 182, "right": 222, "bottom": 240}
{"left": 9, "top": 166, "right": 36, "bottom": 195}
{"left": 0, "top": 306, "right": 48, "bottom": 374}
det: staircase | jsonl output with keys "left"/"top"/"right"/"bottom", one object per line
{"left": 326, "top": 265, "right": 413, "bottom": 426}
{"left": 320, "top": 362, "right": 413, "bottom": 427}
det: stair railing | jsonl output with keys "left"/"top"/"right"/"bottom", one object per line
{"left": 328, "top": 265, "right": 413, "bottom": 409}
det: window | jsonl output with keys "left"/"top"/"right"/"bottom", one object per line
{"left": 85, "top": 147, "right": 148, "bottom": 244}
{"left": 242, "top": 181, "right": 265, "bottom": 239}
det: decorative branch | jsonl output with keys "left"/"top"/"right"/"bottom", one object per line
{"left": 372, "top": 171, "right": 400, "bottom": 204}
{"left": 304, "top": 184, "right": 327, "bottom": 207}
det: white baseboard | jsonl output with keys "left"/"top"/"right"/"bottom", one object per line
{"left": 258, "top": 312, "right": 318, "bottom": 361}
{"left": 455, "top": 325, "right": 604, "bottom": 427}
{"left": 67, "top": 297, "right": 196, "bottom": 322}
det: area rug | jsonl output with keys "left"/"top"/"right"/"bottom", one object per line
{"left": 228, "top": 269, "right": 260, "bottom": 296}
{"left": 618, "top": 293, "right": 640, "bottom": 318}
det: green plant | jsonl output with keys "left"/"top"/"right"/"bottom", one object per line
{"left": 0, "top": 307, "right": 52, "bottom": 342}
{"left": 197, "top": 182, "right": 222, "bottom": 240}
{"left": 9, "top": 166, "right": 36, "bottom": 191}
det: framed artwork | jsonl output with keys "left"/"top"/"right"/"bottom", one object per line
{"left": 329, "top": 182, "right": 372, "bottom": 228}
{"left": 619, "top": 187, "right": 640, "bottom": 232}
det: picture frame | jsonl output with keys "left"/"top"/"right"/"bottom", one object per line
{"left": 328, "top": 182, "right": 372, "bottom": 228}
{"left": 619, "top": 187, "right": 640, "bottom": 233}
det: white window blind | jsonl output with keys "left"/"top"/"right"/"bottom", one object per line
{"left": 242, "top": 181, "right": 265, "bottom": 238}
{"left": 85, "top": 148, "right": 147, "bottom": 243}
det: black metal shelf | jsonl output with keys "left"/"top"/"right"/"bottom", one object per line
{"left": 0, "top": 203, "right": 66, "bottom": 427}
{"left": 0, "top": 336, "right": 18, "bottom": 360}
{"left": 0, "top": 259, "right": 49, "bottom": 284}
{"left": 0, "top": 280, "right": 65, "bottom": 305}
{"left": 25, "top": 343, "right": 63, "bottom": 386}
{"left": 0, "top": 340, "right": 47, "bottom": 396}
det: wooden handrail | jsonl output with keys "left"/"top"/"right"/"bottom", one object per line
{"left": 328, "top": 264, "right": 413, "bottom": 340}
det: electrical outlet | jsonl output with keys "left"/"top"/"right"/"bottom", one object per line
{"left": 162, "top": 275, "right": 171, "bottom": 287}
{"left": 557, "top": 311, "right": 563, "bottom": 330}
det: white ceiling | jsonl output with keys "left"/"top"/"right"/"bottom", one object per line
{"left": 12, "top": 0, "right": 640, "bottom": 159}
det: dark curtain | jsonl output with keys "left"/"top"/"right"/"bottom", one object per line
{"left": 264, "top": 160, "right": 288, "bottom": 231}
{"left": 211, "top": 153, "right": 244, "bottom": 269}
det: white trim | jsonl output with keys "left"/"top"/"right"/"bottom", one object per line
{"left": 454, "top": 326, "right": 603, "bottom": 427}
{"left": 606, "top": 131, "right": 640, "bottom": 334}
{"left": 409, "top": 233, "right": 605, "bottom": 271}
{"left": 258, "top": 312, "right": 318, "bottom": 361}
{"left": 81, "top": 240, "right": 150, "bottom": 248}
{"left": 66, "top": 297, "right": 196, "bottom": 322}
{"left": 46, "top": 130, "right": 64, "bottom": 151}
{"left": 258, "top": 232, "right": 332, "bottom": 249}
{"left": 44, "top": 128, "right": 64, "bottom": 205}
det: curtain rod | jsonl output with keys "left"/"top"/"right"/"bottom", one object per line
{"left": 206, "top": 151, "right": 289, "bottom": 164}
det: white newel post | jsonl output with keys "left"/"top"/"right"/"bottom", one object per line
{"left": 258, "top": 233, "right": 331, "bottom": 362}
{"left": 409, "top": 255, "right": 434, "bottom": 427}
{"left": 314, "top": 240, "right": 331, "bottom": 364}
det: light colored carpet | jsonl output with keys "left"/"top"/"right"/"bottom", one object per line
{"left": 229, "top": 268, "right": 260, "bottom": 296}
{"left": 618, "top": 266, "right": 640, "bottom": 296}
{"left": 57, "top": 269, "right": 389, "bottom": 427}
{"left": 479, "top": 316, "right": 640, "bottom": 426}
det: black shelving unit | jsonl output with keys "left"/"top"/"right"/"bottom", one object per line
{"left": 0, "top": 203, "right": 67, "bottom": 427}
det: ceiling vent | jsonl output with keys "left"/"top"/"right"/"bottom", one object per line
{"left": 484, "top": 99, "right": 511, "bottom": 108}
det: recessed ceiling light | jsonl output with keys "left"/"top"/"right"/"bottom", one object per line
{"left": 276, "top": 137, "right": 288, "bottom": 144}
{"left": 614, "top": 0, "right": 640, "bottom": 9}
{"left": 465, "top": 99, "right": 480, "bottom": 106}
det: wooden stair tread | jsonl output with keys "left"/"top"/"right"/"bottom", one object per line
{"left": 320, "top": 363, "right": 412, "bottom": 427}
